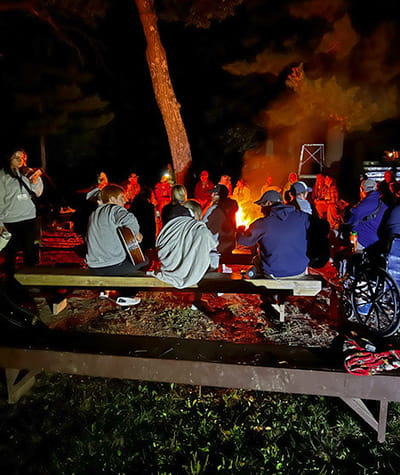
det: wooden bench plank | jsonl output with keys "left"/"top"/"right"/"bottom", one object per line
{"left": 15, "top": 267, "right": 322, "bottom": 297}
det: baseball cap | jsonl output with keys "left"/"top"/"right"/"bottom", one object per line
{"left": 291, "top": 181, "right": 312, "bottom": 195}
{"left": 254, "top": 190, "right": 283, "bottom": 205}
{"left": 200, "top": 170, "right": 208, "bottom": 177}
{"left": 208, "top": 184, "right": 229, "bottom": 199}
{"left": 361, "top": 179, "right": 376, "bottom": 192}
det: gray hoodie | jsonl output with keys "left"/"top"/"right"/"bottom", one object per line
{"left": 86, "top": 203, "right": 140, "bottom": 268}
{"left": 0, "top": 169, "right": 43, "bottom": 226}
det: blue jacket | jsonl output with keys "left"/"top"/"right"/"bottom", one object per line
{"left": 237, "top": 204, "right": 310, "bottom": 277}
{"left": 383, "top": 205, "right": 400, "bottom": 237}
{"left": 346, "top": 191, "right": 387, "bottom": 248}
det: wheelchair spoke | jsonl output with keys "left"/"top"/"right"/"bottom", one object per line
{"left": 351, "top": 267, "right": 400, "bottom": 337}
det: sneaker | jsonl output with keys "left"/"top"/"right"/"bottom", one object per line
{"left": 357, "top": 303, "right": 372, "bottom": 315}
{"left": 222, "top": 264, "right": 233, "bottom": 273}
{"left": 116, "top": 297, "right": 141, "bottom": 306}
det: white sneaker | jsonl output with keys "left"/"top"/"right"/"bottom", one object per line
{"left": 222, "top": 264, "right": 233, "bottom": 273}
{"left": 116, "top": 297, "right": 141, "bottom": 306}
{"left": 99, "top": 291, "right": 110, "bottom": 299}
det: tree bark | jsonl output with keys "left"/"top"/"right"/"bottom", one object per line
{"left": 135, "top": 0, "right": 192, "bottom": 185}
{"left": 40, "top": 135, "right": 47, "bottom": 170}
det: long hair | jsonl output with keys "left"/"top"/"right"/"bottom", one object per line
{"left": 171, "top": 184, "right": 187, "bottom": 205}
{"left": 2, "top": 149, "right": 27, "bottom": 176}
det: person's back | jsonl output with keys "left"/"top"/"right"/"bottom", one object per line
{"left": 154, "top": 200, "right": 217, "bottom": 288}
{"left": 203, "top": 185, "right": 238, "bottom": 259}
{"left": 129, "top": 186, "right": 156, "bottom": 252}
{"left": 161, "top": 184, "right": 191, "bottom": 226}
{"left": 86, "top": 184, "right": 144, "bottom": 274}
{"left": 237, "top": 190, "right": 309, "bottom": 277}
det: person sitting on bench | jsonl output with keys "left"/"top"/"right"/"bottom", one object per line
{"left": 86, "top": 184, "right": 147, "bottom": 305}
{"left": 237, "top": 190, "right": 310, "bottom": 278}
{"left": 152, "top": 199, "right": 218, "bottom": 289}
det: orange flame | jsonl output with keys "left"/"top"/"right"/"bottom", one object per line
{"left": 236, "top": 205, "right": 252, "bottom": 229}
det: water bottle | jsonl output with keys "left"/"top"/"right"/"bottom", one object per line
{"left": 0, "top": 230, "right": 12, "bottom": 251}
{"left": 350, "top": 231, "right": 358, "bottom": 253}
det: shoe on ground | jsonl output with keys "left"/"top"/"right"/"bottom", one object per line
{"left": 116, "top": 296, "right": 141, "bottom": 306}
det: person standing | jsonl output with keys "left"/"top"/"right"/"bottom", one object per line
{"left": 194, "top": 170, "right": 214, "bottom": 210}
{"left": 0, "top": 149, "right": 43, "bottom": 280}
{"left": 122, "top": 173, "right": 141, "bottom": 204}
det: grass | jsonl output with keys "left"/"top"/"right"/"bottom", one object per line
{"left": 1, "top": 373, "right": 400, "bottom": 474}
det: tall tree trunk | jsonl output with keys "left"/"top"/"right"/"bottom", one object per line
{"left": 135, "top": 0, "right": 192, "bottom": 185}
{"left": 39, "top": 134, "right": 47, "bottom": 170}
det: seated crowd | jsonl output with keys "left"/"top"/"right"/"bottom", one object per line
{"left": 3, "top": 152, "right": 400, "bottom": 308}
{"left": 82, "top": 168, "right": 400, "bottom": 307}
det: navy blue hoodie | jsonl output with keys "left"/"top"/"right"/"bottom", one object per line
{"left": 237, "top": 204, "right": 310, "bottom": 277}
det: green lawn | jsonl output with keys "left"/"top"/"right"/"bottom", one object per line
{"left": 1, "top": 373, "right": 400, "bottom": 474}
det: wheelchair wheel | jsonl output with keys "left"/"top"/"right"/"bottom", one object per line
{"left": 351, "top": 266, "right": 400, "bottom": 337}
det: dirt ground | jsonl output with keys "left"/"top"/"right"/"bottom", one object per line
{"left": 0, "top": 225, "right": 342, "bottom": 348}
{"left": 20, "top": 226, "right": 340, "bottom": 349}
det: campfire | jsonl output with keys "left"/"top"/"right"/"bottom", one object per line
{"left": 235, "top": 205, "right": 253, "bottom": 229}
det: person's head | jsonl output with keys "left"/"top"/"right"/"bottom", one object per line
{"left": 100, "top": 184, "right": 126, "bottom": 207}
{"left": 209, "top": 184, "right": 229, "bottom": 204}
{"left": 254, "top": 190, "right": 283, "bottom": 215}
{"left": 8, "top": 149, "right": 27, "bottom": 172}
{"left": 290, "top": 181, "right": 311, "bottom": 200}
{"left": 384, "top": 170, "right": 394, "bottom": 183}
{"left": 315, "top": 173, "right": 325, "bottom": 185}
{"left": 360, "top": 178, "right": 376, "bottom": 198}
{"left": 266, "top": 175, "right": 273, "bottom": 185}
{"left": 288, "top": 172, "right": 298, "bottom": 183}
{"left": 97, "top": 171, "right": 108, "bottom": 188}
{"left": 325, "top": 175, "right": 335, "bottom": 186}
{"left": 219, "top": 175, "right": 231, "bottom": 186}
{"left": 236, "top": 178, "right": 246, "bottom": 188}
{"left": 129, "top": 173, "right": 139, "bottom": 182}
{"left": 171, "top": 184, "right": 187, "bottom": 204}
{"left": 161, "top": 174, "right": 169, "bottom": 183}
{"left": 183, "top": 199, "right": 202, "bottom": 220}
{"left": 200, "top": 170, "right": 209, "bottom": 183}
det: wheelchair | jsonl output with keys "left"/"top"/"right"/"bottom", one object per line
{"left": 340, "top": 235, "right": 400, "bottom": 337}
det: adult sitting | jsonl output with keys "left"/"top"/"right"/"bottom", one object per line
{"left": 237, "top": 190, "right": 310, "bottom": 278}
{"left": 345, "top": 178, "right": 387, "bottom": 251}
{"left": 153, "top": 200, "right": 217, "bottom": 289}
{"left": 288, "top": 181, "right": 313, "bottom": 215}
{"left": 202, "top": 184, "right": 238, "bottom": 263}
{"left": 129, "top": 186, "right": 156, "bottom": 255}
{"left": 86, "top": 184, "right": 146, "bottom": 276}
{"left": 161, "top": 184, "right": 191, "bottom": 226}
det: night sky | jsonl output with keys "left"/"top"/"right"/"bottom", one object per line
{"left": 1, "top": 0, "right": 400, "bottom": 201}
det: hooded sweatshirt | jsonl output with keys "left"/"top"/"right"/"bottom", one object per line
{"left": 237, "top": 204, "right": 310, "bottom": 277}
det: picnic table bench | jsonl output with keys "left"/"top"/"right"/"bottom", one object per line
{"left": 0, "top": 326, "right": 399, "bottom": 443}
{"left": 14, "top": 266, "right": 323, "bottom": 322}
